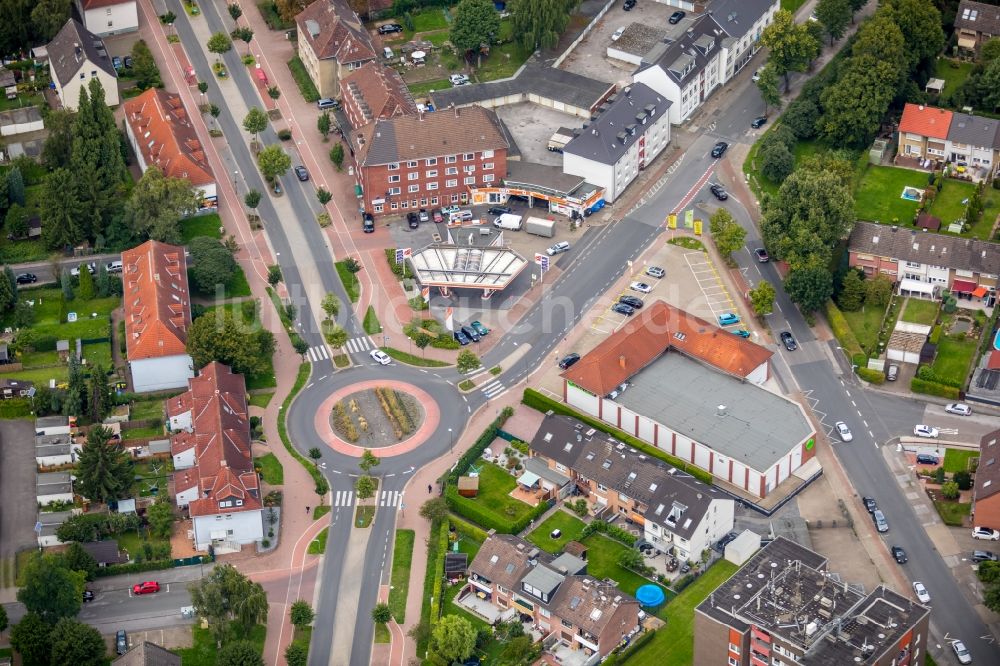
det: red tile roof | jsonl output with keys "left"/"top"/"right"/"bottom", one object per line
{"left": 340, "top": 62, "right": 417, "bottom": 130}
{"left": 988, "top": 349, "right": 1000, "bottom": 370}
{"left": 899, "top": 103, "right": 953, "bottom": 140}
{"left": 121, "top": 240, "right": 191, "bottom": 361}
{"left": 296, "top": 0, "right": 376, "bottom": 64}
{"left": 169, "top": 363, "right": 260, "bottom": 517}
{"left": 123, "top": 88, "right": 213, "bottom": 188}
{"left": 561, "top": 301, "right": 773, "bottom": 397}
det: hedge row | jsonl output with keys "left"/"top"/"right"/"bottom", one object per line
{"left": 582, "top": 519, "right": 637, "bottom": 547}
{"left": 916, "top": 364, "right": 963, "bottom": 388}
{"left": 445, "top": 406, "right": 513, "bottom": 485}
{"left": 384, "top": 248, "right": 414, "bottom": 280}
{"left": 910, "top": 377, "right": 960, "bottom": 399}
{"left": 277, "top": 363, "right": 330, "bottom": 496}
{"left": 428, "top": 518, "right": 449, "bottom": 627}
{"left": 601, "top": 628, "right": 656, "bottom": 666}
{"left": 445, "top": 484, "right": 549, "bottom": 534}
{"left": 856, "top": 367, "right": 885, "bottom": 384}
{"left": 521, "top": 389, "right": 714, "bottom": 485}
{"left": 95, "top": 559, "right": 173, "bottom": 578}
{"left": 824, "top": 301, "right": 865, "bottom": 360}
{"left": 449, "top": 514, "right": 489, "bottom": 544}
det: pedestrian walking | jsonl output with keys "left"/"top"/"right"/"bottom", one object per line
{"left": 306, "top": 506, "right": 310, "bottom": 514}
{"left": 428, "top": 484, "right": 432, "bottom": 493}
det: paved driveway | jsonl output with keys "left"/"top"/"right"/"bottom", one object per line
{"left": 0, "top": 419, "right": 40, "bottom": 587}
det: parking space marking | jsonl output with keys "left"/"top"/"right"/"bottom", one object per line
{"left": 683, "top": 252, "right": 738, "bottom": 321}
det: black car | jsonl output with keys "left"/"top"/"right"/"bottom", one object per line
{"left": 378, "top": 23, "right": 403, "bottom": 34}
{"left": 460, "top": 325, "right": 480, "bottom": 342}
{"left": 488, "top": 205, "right": 512, "bottom": 215}
{"left": 362, "top": 213, "right": 375, "bottom": 233}
{"left": 294, "top": 166, "right": 309, "bottom": 181}
{"left": 558, "top": 353, "right": 581, "bottom": 369}
{"left": 862, "top": 496, "right": 877, "bottom": 513}
{"left": 669, "top": 10, "right": 685, "bottom": 24}
{"left": 972, "top": 550, "right": 998, "bottom": 563}
{"left": 891, "top": 546, "right": 907, "bottom": 564}
{"left": 751, "top": 115, "right": 768, "bottom": 129}
{"left": 618, "top": 295, "right": 644, "bottom": 309}
{"left": 611, "top": 302, "right": 635, "bottom": 316}
{"left": 709, "top": 184, "right": 728, "bottom": 201}
{"left": 124, "top": 56, "right": 133, "bottom": 68}
{"left": 453, "top": 329, "right": 471, "bottom": 345}
{"left": 711, "top": 141, "right": 728, "bottom": 158}
{"left": 623, "top": 0, "right": 636, "bottom": 10}
{"left": 780, "top": 331, "right": 797, "bottom": 351}
{"left": 116, "top": 630, "right": 128, "bottom": 656}
{"left": 407, "top": 212, "right": 419, "bottom": 229}
{"left": 83, "top": 589, "right": 95, "bottom": 602}
{"left": 15, "top": 272, "right": 37, "bottom": 284}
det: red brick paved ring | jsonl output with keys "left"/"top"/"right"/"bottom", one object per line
{"left": 314, "top": 380, "right": 441, "bottom": 457}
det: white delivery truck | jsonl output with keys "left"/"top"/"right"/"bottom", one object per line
{"left": 547, "top": 127, "right": 576, "bottom": 152}
{"left": 524, "top": 216, "right": 556, "bottom": 238}
{"left": 493, "top": 213, "right": 523, "bottom": 230}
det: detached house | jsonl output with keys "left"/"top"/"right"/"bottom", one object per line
{"left": 167, "top": 362, "right": 263, "bottom": 552}
{"left": 955, "top": 0, "right": 1000, "bottom": 53}
{"left": 46, "top": 18, "right": 119, "bottom": 110}
{"left": 75, "top": 0, "right": 138, "bottom": 37}
{"left": 123, "top": 88, "right": 217, "bottom": 208}
{"left": 295, "top": 0, "right": 377, "bottom": 99}
{"left": 530, "top": 414, "right": 735, "bottom": 562}
{"left": 122, "top": 241, "right": 194, "bottom": 393}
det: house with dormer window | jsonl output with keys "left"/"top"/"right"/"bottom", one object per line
{"left": 294, "top": 0, "right": 377, "bottom": 99}
{"left": 167, "top": 362, "right": 263, "bottom": 552}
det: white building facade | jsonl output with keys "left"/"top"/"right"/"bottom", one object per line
{"left": 76, "top": 0, "right": 139, "bottom": 37}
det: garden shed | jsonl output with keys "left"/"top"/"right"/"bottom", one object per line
{"left": 887, "top": 321, "right": 932, "bottom": 364}
{"left": 457, "top": 475, "right": 479, "bottom": 497}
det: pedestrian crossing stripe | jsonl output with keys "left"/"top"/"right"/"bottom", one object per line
{"left": 379, "top": 490, "right": 403, "bottom": 507}
{"left": 332, "top": 489, "right": 403, "bottom": 508}
{"left": 344, "top": 337, "right": 372, "bottom": 354}
{"left": 307, "top": 345, "right": 330, "bottom": 362}
{"left": 334, "top": 490, "right": 353, "bottom": 507}
{"left": 481, "top": 380, "right": 506, "bottom": 398}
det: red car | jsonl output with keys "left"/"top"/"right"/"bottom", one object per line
{"left": 133, "top": 581, "right": 160, "bottom": 595}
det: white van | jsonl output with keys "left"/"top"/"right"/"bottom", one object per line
{"left": 106, "top": 260, "right": 123, "bottom": 274}
{"left": 383, "top": 46, "right": 394, "bottom": 59}
{"left": 492, "top": 213, "right": 522, "bottom": 230}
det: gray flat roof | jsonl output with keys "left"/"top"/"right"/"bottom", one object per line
{"left": 523, "top": 455, "right": 570, "bottom": 487}
{"left": 616, "top": 353, "right": 813, "bottom": 472}
{"left": 611, "top": 23, "right": 667, "bottom": 58}
{"left": 505, "top": 161, "right": 588, "bottom": 197}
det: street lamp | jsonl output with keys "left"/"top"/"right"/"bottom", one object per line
{"left": 233, "top": 170, "right": 239, "bottom": 195}
{"left": 448, "top": 427, "right": 454, "bottom": 453}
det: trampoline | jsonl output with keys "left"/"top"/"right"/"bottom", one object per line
{"left": 635, "top": 584, "right": 665, "bottom": 607}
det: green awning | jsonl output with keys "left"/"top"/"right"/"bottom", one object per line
{"left": 354, "top": 185, "right": 362, "bottom": 197}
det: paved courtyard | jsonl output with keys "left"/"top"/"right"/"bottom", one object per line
{"left": 0, "top": 419, "right": 40, "bottom": 592}
{"left": 494, "top": 103, "right": 578, "bottom": 167}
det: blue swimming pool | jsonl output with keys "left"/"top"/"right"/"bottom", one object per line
{"left": 993, "top": 328, "right": 1000, "bottom": 351}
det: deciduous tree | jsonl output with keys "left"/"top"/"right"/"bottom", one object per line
{"left": 242, "top": 107, "right": 268, "bottom": 151}
{"left": 431, "top": 614, "right": 476, "bottom": 663}
{"left": 62, "top": 542, "right": 98, "bottom": 581}
{"left": 187, "top": 309, "right": 276, "bottom": 377}
{"left": 420, "top": 497, "right": 449, "bottom": 522}
{"left": 759, "top": 141, "right": 794, "bottom": 182}
{"left": 131, "top": 39, "right": 161, "bottom": 89}
{"left": 749, "top": 281, "right": 776, "bottom": 317}
{"left": 147, "top": 496, "right": 175, "bottom": 539}
{"left": 41, "top": 110, "right": 75, "bottom": 170}
{"left": 865, "top": 275, "right": 893, "bottom": 307}
{"left": 122, "top": 166, "right": 201, "bottom": 244}
{"left": 511, "top": 0, "right": 572, "bottom": 50}
{"left": 457, "top": 349, "right": 480, "bottom": 374}
{"left": 817, "top": 56, "right": 898, "bottom": 147}
{"left": 189, "top": 565, "right": 269, "bottom": 647}
{"left": 207, "top": 31, "right": 233, "bottom": 60}
{"left": 257, "top": 145, "right": 292, "bottom": 181}
{"left": 356, "top": 474, "right": 376, "bottom": 500}
{"left": 189, "top": 237, "right": 238, "bottom": 293}
{"left": 218, "top": 640, "right": 264, "bottom": 666}
{"left": 289, "top": 600, "right": 314, "bottom": 628}
{"left": 814, "top": 0, "right": 851, "bottom": 45}
{"left": 321, "top": 293, "right": 340, "bottom": 319}
{"left": 228, "top": 3, "right": 243, "bottom": 23}
{"left": 359, "top": 449, "right": 380, "bottom": 474}
{"left": 882, "top": 0, "right": 944, "bottom": 70}
{"left": 30, "top": 0, "right": 71, "bottom": 42}
{"left": 756, "top": 63, "right": 782, "bottom": 113}
{"left": 761, "top": 10, "right": 820, "bottom": 91}
{"left": 784, "top": 265, "right": 834, "bottom": 313}
{"left": 284, "top": 642, "right": 307, "bottom": 666}
{"left": 451, "top": 0, "right": 500, "bottom": 62}
{"left": 318, "top": 112, "right": 331, "bottom": 141}
{"left": 329, "top": 143, "right": 344, "bottom": 170}
{"left": 76, "top": 426, "right": 133, "bottom": 504}
{"left": 709, "top": 208, "right": 746, "bottom": 259}
{"left": 16, "top": 554, "right": 85, "bottom": 624}
{"left": 49, "top": 618, "right": 106, "bottom": 666}
{"left": 837, "top": 269, "right": 866, "bottom": 311}
{"left": 4, "top": 202, "right": 29, "bottom": 240}
{"left": 232, "top": 26, "right": 254, "bottom": 54}
{"left": 10, "top": 612, "right": 51, "bottom": 666}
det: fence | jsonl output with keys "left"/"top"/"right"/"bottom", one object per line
{"left": 552, "top": 0, "right": 617, "bottom": 69}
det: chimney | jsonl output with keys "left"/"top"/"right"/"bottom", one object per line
{"left": 453, "top": 105, "right": 460, "bottom": 118}
{"left": 619, "top": 354, "right": 626, "bottom": 369}
{"left": 418, "top": 108, "right": 424, "bottom": 121}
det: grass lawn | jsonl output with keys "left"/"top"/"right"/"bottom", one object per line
{"left": 0, "top": 238, "right": 48, "bottom": 263}
{"left": 355, "top": 505, "right": 376, "bottom": 527}
{"left": 781, "top": 0, "right": 808, "bottom": 13}
{"left": 928, "top": 179, "right": 975, "bottom": 227}
{"left": 412, "top": 8, "right": 448, "bottom": 31}
{"left": 973, "top": 187, "right": 1000, "bottom": 240}
{"left": 116, "top": 530, "right": 171, "bottom": 559}
{"left": 363, "top": 305, "right": 381, "bottom": 335}
{"left": 933, "top": 500, "right": 971, "bottom": 527}
{"left": 308, "top": 527, "right": 329, "bottom": 554}
{"left": 854, "top": 166, "right": 925, "bottom": 224}
{"left": 122, "top": 423, "right": 164, "bottom": 440}
{"left": 526, "top": 511, "right": 586, "bottom": 553}
{"left": 129, "top": 398, "right": 165, "bottom": 421}
{"left": 313, "top": 505, "right": 331, "bottom": 520}
{"left": 667, "top": 237, "right": 705, "bottom": 251}
{"left": 448, "top": 463, "right": 536, "bottom": 527}
{"left": 256, "top": 452, "right": 284, "bottom": 485}
{"left": 425, "top": 31, "right": 450, "bottom": 47}
{"left": 382, "top": 346, "right": 450, "bottom": 367}
{"left": 388, "top": 529, "right": 415, "bottom": 622}
{"left": 407, "top": 78, "right": 451, "bottom": 97}
{"left": 334, "top": 261, "right": 360, "bottom": 302}
{"left": 248, "top": 391, "right": 274, "bottom": 408}
{"left": 623, "top": 560, "right": 739, "bottom": 665}
{"left": 245, "top": 360, "right": 278, "bottom": 390}
{"left": 841, "top": 303, "right": 888, "bottom": 355}
{"left": 477, "top": 39, "right": 533, "bottom": 82}
{"left": 943, "top": 448, "right": 978, "bottom": 473}
{"left": 580, "top": 533, "right": 667, "bottom": 603}
{"left": 374, "top": 622, "right": 391, "bottom": 643}
{"left": 180, "top": 213, "right": 222, "bottom": 243}
{"left": 177, "top": 623, "right": 266, "bottom": 666}
{"left": 934, "top": 58, "right": 974, "bottom": 100}
{"left": 901, "top": 298, "right": 939, "bottom": 326}
{"left": 0, "top": 93, "right": 44, "bottom": 112}
{"left": 932, "top": 334, "right": 978, "bottom": 385}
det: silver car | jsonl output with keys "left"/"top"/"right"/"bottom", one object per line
{"left": 546, "top": 241, "right": 570, "bottom": 256}
{"left": 834, "top": 421, "right": 852, "bottom": 442}
{"left": 645, "top": 266, "right": 665, "bottom": 278}
{"left": 952, "top": 640, "right": 972, "bottom": 664}
{"left": 945, "top": 403, "right": 972, "bottom": 416}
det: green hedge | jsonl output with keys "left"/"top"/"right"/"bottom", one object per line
{"left": 286, "top": 57, "right": 320, "bottom": 102}
{"left": 824, "top": 301, "right": 864, "bottom": 360}
{"left": 277, "top": 363, "right": 329, "bottom": 496}
{"left": 929, "top": 324, "right": 942, "bottom": 345}
{"left": 916, "top": 364, "right": 963, "bottom": 388}
{"left": 521, "top": 389, "right": 714, "bottom": 485}
{"left": 0, "top": 399, "right": 32, "bottom": 419}
{"left": 910, "top": 377, "right": 960, "bottom": 399}
{"left": 429, "top": 518, "right": 448, "bottom": 626}
{"left": 449, "top": 514, "right": 489, "bottom": 544}
{"left": 602, "top": 628, "right": 656, "bottom": 666}
{"left": 445, "top": 484, "right": 549, "bottom": 534}
{"left": 856, "top": 367, "right": 885, "bottom": 384}
{"left": 582, "top": 519, "right": 637, "bottom": 547}
{"left": 446, "top": 406, "right": 513, "bottom": 484}
{"left": 384, "top": 248, "right": 414, "bottom": 279}
{"left": 95, "top": 559, "right": 173, "bottom": 578}
{"left": 266, "top": 287, "right": 308, "bottom": 352}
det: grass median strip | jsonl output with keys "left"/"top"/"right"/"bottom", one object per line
{"left": 388, "top": 529, "right": 415, "bottom": 622}
{"left": 363, "top": 305, "right": 381, "bottom": 335}
{"left": 335, "top": 261, "right": 360, "bottom": 302}
{"left": 308, "top": 527, "right": 329, "bottom": 555}
{"left": 383, "top": 347, "right": 450, "bottom": 367}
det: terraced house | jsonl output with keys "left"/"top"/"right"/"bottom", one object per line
{"left": 295, "top": 0, "right": 377, "bottom": 99}
{"left": 896, "top": 103, "right": 1000, "bottom": 178}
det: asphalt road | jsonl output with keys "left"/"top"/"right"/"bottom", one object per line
{"left": 4, "top": 253, "right": 122, "bottom": 285}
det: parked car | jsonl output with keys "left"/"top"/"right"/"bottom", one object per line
{"left": 750, "top": 115, "right": 768, "bottom": 129}
{"left": 668, "top": 10, "right": 685, "bottom": 23}
{"left": 952, "top": 640, "right": 972, "bottom": 665}
{"left": 460, "top": 325, "right": 480, "bottom": 342}
{"left": 754, "top": 248, "right": 769, "bottom": 262}
{"left": 862, "top": 496, "right": 877, "bottom": 513}
{"left": 449, "top": 73, "right": 470, "bottom": 85}
{"left": 450, "top": 210, "right": 474, "bottom": 222}
{"left": 612, "top": 26, "right": 626, "bottom": 41}
{"left": 973, "top": 527, "right": 1000, "bottom": 541}
{"left": 453, "top": 329, "right": 471, "bottom": 345}
{"left": 645, "top": 266, "right": 665, "bottom": 278}
{"left": 294, "top": 166, "right": 309, "bottom": 181}
{"left": 709, "top": 183, "right": 728, "bottom": 200}
{"left": 835, "top": 421, "right": 853, "bottom": 442}
{"left": 912, "top": 581, "right": 930, "bottom": 604}
{"left": 945, "top": 403, "right": 972, "bottom": 415}
{"left": 971, "top": 550, "right": 998, "bottom": 562}
{"left": 316, "top": 98, "right": 339, "bottom": 110}
{"left": 378, "top": 23, "right": 403, "bottom": 34}
{"left": 611, "top": 302, "right": 635, "bottom": 316}
{"left": 70, "top": 263, "right": 96, "bottom": 277}
{"left": 442, "top": 205, "right": 460, "bottom": 216}
{"left": 558, "top": 353, "right": 581, "bottom": 369}
{"left": 618, "top": 295, "right": 644, "bottom": 309}
{"left": 780, "top": 331, "right": 797, "bottom": 351}
{"left": 418, "top": 208, "right": 430, "bottom": 223}
{"left": 407, "top": 212, "right": 419, "bottom": 229}
{"left": 488, "top": 205, "right": 512, "bottom": 215}
{"left": 623, "top": 0, "right": 636, "bottom": 10}
{"left": 83, "top": 589, "right": 95, "bottom": 602}
{"left": 470, "top": 321, "right": 489, "bottom": 336}
{"left": 718, "top": 312, "right": 740, "bottom": 326}
{"left": 132, "top": 581, "right": 160, "bottom": 595}
{"left": 362, "top": 213, "right": 375, "bottom": 233}
{"left": 751, "top": 69, "right": 761, "bottom": 82}
{"left": 916, "top": 453, "right": 940, "bottom": 465}
{"left": 431, "top": 208, "right": 444, "bottom": 223}
{"left": 891, "top": 546, "right": 907, "bottom": 564}
{"left": 887, "top": 364, "right": 899, "bottom": 381}
{"left": 546, "top": 241, "right": 571, "bottom": 256}
{"left": 272, "top": 179, "right": 282, "bottom": 195}
{"left": 913, "top": 425, "right": 939, "bottom": 438}
{"left": 106, "top": 260, "right": 123, "bottom": 273}
{"left": 369, "top": 349, "right": 391, "bottom": 365}
{"left": 15, "top": 272, "right": 37, "bottom": 284}
{"left": 733, "top": 329, "right": 751, "bottom": 338}
{"left": 872, "top": 509, "right": 889, "bottom": 533}
{"left": 711, "top": 141, "right": 728, "bottom": 158}
{"left": 116, "top": 630, "right": 128, "bottom": 655}
{"left": 629, "top": 281, "right": 651, "bottom": 293}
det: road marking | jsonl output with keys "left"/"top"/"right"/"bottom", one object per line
{"left": 344, "top": 337, "right": 372, "bottom": 354}
{"left": 334, "top": 490, "right": 354, "bottom": 507}
{"left": 378, "top": 490, "right": 403, "bottom": 507}
{"left": 306, "top": 345, "right": 330, "bottom": 362}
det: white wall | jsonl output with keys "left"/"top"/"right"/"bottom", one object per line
{"left": 173, "top": 447, "right": 196, "bottom": 470}
{"left": 0, "top": 115, "right": 44, "bottom": 137}
{"left": 169, "top": 409, "right": 192, "bottom": 433}
{"left": 37, "top": 492, "right": 73, "bottom": 506}
{"left": 36, "top": 453, "right": 74, "bottom": 466}
{"left": 131, "top": 355, "right": 194, "bottom": 393}
{"left": 746, "top": 361, "right": 769, "bottom": 386}
{"left": 81, "top": 1, "right": 138, "bottom": 36}
{"left": 193, "top": 509, "right": 264, "bottom": 550}
{"left": 37, "top": 423, "right": 71, "bottom": 436}
{"left": 562, "top": 153, "right": 617, "bottom": 201}
{"left": 52, "top": 63, "right": 118, "bottom": 111}
{"left": 175, "top": 484, "right": 199, "bottom": 508}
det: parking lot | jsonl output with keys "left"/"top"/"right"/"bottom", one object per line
{"left": 493, "top": 103, "right": 577, "bottom": 167}
{"left": 0, "top": 420, "right": 40, "bottom": 587}
{"left": 558, "top": 2, "right": 694, "bottom": 86}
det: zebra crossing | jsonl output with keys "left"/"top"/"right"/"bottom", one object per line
{"left": 344, "top": 336, "right": 372, "bottom": 354}
{"left": 306, "top": 345, "right": 330, "bottom": 363}
{"left": 331, "top": 489, "right": 404, "bottom": 508}
{"left": 481, "top": 379, "right": 507, "bottom": 400}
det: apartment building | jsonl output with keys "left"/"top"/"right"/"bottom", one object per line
{"left": 970, "top": 428, "right": 1000, "bottom": 530}
{"left": 75, "top": 0, "right": 138, "bottom": 37}
{"left": 46, "top": 18, "right": 119, "bottom": 110}
{"left": 295, "top": 0, "right": 377, "bottom": 99}
{"left": 353, "top": 105, "right": 509, "bottom": 215}
{"left": 339, "top": 61, "right": 416, "bottom": 131}
{"left": 710, "top": 0, "right": 780, "bottom": 81}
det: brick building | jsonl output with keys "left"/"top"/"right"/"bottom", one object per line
{"left": 353, "top": 105, "right": 509, "bottom": 216}
{"left": 972, "top": 428, "right": 1000, "bottom": 530}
